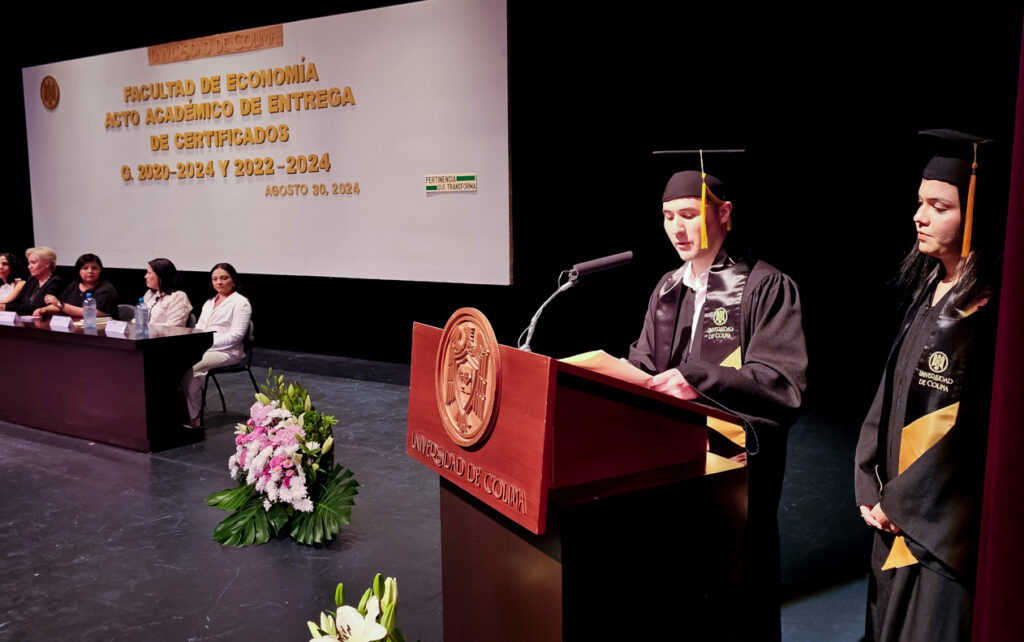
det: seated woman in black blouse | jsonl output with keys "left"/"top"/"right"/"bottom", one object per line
{"left": 0, "top": 247, "right": 64, "bottom": 316}
{"left": 35, "top": 253, "right": 118, "bottom": 319}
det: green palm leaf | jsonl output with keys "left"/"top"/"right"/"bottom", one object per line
{"left": 211, "top": 493, "right": 272, "bottom": 547}
{"left": 289, "top": 466, "right": 359, "bottom": 546}
{"left": 267, "top": 502, "right": 290, "bottom": 536}
{"left": 206, "top": 484, "right": 257, "bottom": 511}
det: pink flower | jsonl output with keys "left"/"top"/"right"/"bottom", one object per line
{"left": 249, "top": 401, "right": 275, "bottom": 427}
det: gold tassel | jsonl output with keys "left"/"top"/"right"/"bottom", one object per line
{"left": 700, "top": 176, "right": 708, "bottom": 249}
{"left": 961, "top": 163, "right": 977, "bottom": 258}
{"left": 699, "top": 149, "right": 709, "bottom": 249}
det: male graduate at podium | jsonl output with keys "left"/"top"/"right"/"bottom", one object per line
{"left": 628, "top": 168, "right": 807, "bottom": 641}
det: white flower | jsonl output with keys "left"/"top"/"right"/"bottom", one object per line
{"left": 248, "top": 445, "right": 274, "bottom": 482}
{"left": 268, "top": 407, "right": 294, "bottom": 422}
{"left": 333, "top": 597, "right": 387, "bottom": 642}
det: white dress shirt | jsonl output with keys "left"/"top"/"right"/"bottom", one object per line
{"left": 659, "top": 262, "right": 710, "bottom": 343}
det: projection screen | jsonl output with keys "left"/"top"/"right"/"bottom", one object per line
{"left": 22, "top": 0, "right": 510, "bottom": 285}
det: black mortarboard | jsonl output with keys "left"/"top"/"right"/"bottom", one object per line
{"left": 653, "top": 149, "right": 742, "bottom": 249}
{"left": 662, "top": 170, "right": 725, "bottom": 202}
{"left": 919, "top": 129, "right": 992, "bottom": 257}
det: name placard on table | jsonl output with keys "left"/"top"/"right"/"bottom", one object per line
{"left": 50, "top": 315, "right": 74, "bottom": 331}
{"left": 0, "top": 311, "right": 15, "bottom": 325}
{"left": 105, "top": 320, "right": 129, "bottom": 335}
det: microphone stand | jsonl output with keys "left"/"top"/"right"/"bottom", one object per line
{"left": 517, "top": 269, "right": 577, "bottom": 352}
{"left": 517, "top": 250, "right": 632, "bottom": 353}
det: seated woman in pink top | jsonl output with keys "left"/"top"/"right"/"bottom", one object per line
{"left": 184, "top": 262, "right": 252, "bottom": 426}
{"left": 142, "top": 258, "right": 192, "bottom": 326}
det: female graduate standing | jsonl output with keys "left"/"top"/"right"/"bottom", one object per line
{"left": 854, "top": 130, "right": 1001, "bottom": 641}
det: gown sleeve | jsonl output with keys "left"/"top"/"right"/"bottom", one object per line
{"left": 854, "top": 377, "right": 886, "bottom": 508}
{"left": 678, "top": 270, "right": 807, "bottom": 430}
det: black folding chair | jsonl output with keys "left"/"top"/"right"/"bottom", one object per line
{"left": 199, "top": 320, "right": 258, "bottom": 423}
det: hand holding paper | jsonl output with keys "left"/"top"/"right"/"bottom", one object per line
{"left": 648, "top": 368, "right": 699, "bottom": 400}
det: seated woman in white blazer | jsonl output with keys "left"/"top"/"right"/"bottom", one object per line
{"left": 185, "top": 262, "right": 252, "bottom": 426}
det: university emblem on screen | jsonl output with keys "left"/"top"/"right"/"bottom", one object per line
{"left": 435, "top": 308, "right": 502, "bottom": 447}
{"left": 40, "top": 76, "right": 60, "bottom": 110}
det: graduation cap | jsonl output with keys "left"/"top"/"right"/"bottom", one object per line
{"left": 919, "top": 129, "right": 992, "bottom": 257}
{"left": 652, "top": 148, "right": 744, "bottom": 250}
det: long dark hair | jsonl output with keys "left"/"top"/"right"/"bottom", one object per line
{"left": 0, "top": 252, "right": 21, "bottom": 285}
{"left": 148, "top": 258, "right": 186, "bottom": 294}
{"left": 209, "top": 262, "right": 246, "bottom": 297}
{"left": 894, "top": 182, "right": 999, "bottom": 312}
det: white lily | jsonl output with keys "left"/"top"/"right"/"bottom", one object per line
{"left": 334, "top": 596, "right": 388, "bottom": 642}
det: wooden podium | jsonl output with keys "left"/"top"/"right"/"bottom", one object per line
{"left": 407, "top": 319, "right": 747, "bottom": 641}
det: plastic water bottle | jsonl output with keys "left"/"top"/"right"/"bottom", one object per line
{"left": 82, "top": 293, "right": 97, "bottom": 328}
{"left": 135, "top": 297, "right": 150, "bottom": 337}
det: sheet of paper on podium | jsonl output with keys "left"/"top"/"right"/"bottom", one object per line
{"left": 559, "top": 350, "right": 652, "bottom": 387}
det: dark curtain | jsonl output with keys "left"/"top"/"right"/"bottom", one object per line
{"left": 973, "top": 15, "right": 1024, "bottom": 642}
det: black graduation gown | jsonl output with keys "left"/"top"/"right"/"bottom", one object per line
{"left": 854, "top": 285, "right": 996, "bottom": 642}
{"left": 628, "top": 249, "right": 808, "bottom": 641}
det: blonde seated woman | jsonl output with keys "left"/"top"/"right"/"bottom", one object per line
{"left": 0, "top": 247, "right": 65, "bottom": 316}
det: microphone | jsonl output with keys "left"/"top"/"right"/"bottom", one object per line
{"left": 518, "top": 250, "right": 633, "bottom": 352}
{"left": 570, "top": 251, "right": 633, "bottom": 280}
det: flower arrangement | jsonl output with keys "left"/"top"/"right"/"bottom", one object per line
{"left": 206, "top": 370, "right": 359, "bottom": 547}
{"left": 308, "top": 574, "right": 406, "bottom": 642}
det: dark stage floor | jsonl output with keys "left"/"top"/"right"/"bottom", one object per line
{"left": 0, "top": 349, "right": 870, "bottom": 640}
